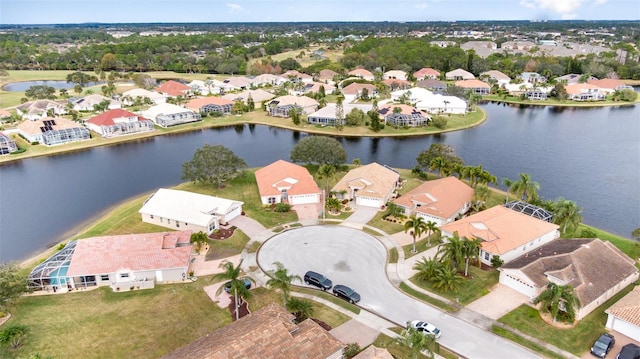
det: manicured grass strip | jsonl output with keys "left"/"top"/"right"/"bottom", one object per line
{"left": 402, "top": 236, "right": 439, "bottom": 258}
{"left": 292, "top": 287, "right": 361, "bottom": 315}
{"left": 371, "top": 333, "right": 433, "bottom": 359}
{"left": 409, "top": 265, "right": 499, "bottom": 305}
{"left": 399, "top": 282, "right": 458, "bottom": 312}
{"left": 388, "top": 248, "right": 398, "bottom": 264}
{"left": 491, "top": 325, "right": 565, "bottom": 359}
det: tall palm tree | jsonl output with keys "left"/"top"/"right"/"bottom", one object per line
{"left": 317, "top": 164, "right": 337, "bottom": 194}
{"left": 473, "top": 185, "right": 491, "bottom": 212}
{"left": 286, "top": 297, "right": 315, "bottom": 322}
{"left": 404, "top": 215, "right": 428, "bottom": 254}
{"left": 461, "top": 237, "right": 483, "bottom": 277}
{"left": 553, "top": 198, "right": 583, "bottom": 234}
{"left": 436, "top": 231, "right": 465, "bottom": 271}
{"left": 507, "top": 173, "right": 540, "bottom": 202}
{"left": 266, "top": 261, "right": 301, "bottom": 310}
{"left": 213, "top": 259, "right": 253, "bottom": 321}
{"left": 394, "top": 326, "right": 438, "bottom": 359}
{"left": 533, "top": 282, "right": 580, "bottom": 323}
{"left": 425, "top": 220, "right": 440, "bottom": 247}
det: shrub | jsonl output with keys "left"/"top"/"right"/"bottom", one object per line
{"left": 580, "top": 228, "right": 598, "bottom": 238}
{"left": 343, "top": 343, "right": 362, "bottom": 359}
{"left": 274, "top": 203, "right": 291, "bottom": 213}
{"left": 432, "top": 116, "right": 448, "bottom": 129}
{"left": 490, "top": 255, "right": 504, "bottom": 268}
{"left": 0, "top": 324, "right": 29, "bottom": 350}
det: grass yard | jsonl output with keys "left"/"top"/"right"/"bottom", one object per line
{"left": 491, "top": 325, "right": 565, "bottom": 359}
{"left": 398, "top": 282, "right": 458, "bottom": 313}
{"left": 410, "top": 265, "right": 499, "bottom": 306}
{"left": 497, "top": 284, "right": 637, "bottom": 356}
{"left": 402, "top": 236, "right": 440, "bottom": 258}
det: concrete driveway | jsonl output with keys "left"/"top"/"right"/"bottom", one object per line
{"left": 257, "top": 226, "right": 540, "bottom": 359}
{"left": 341, "top": 206, "right": 380, "bottom": 228}
{"left": 466, "top": 284, "right": 530, "bottom": 320}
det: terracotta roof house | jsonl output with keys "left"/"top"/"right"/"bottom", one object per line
{"left": 120, "top": 88, "right": 166, "bottom": 105}
{"left": 0, "top": 109, "right": 11, "bottom": 119}
{"left": 281, "top": 70, "right": 314, "bottom": 83}
{"left": 139, "top": 188, "right": 244, "bottom": 234}
{"left": 267, "top": 95, "right": 319, "bottom": 117}
{"left": 417, "top": 79, "right": 446, "bottom": 93}
{"left": 480, "top": 70, "right": 511, "bottom": 85}
{"left": 317, "top": 69, "right": 340, "bottom": 84}
{"left": 63, "top": 230, "right": 192, "bottom": 292}
{"left": 382, "top": 78, "right": 411, "bottom": 90}
{"left": 440, "top": 205, "right": 560, "bottom": 266}
{"left": 17, "top": 117, "right": 90, "bottom": 146}
{"left": 0, "top": 131, "right": 18, "bottom": 155}
{"left": 500, "top": 238, "right": 639, "bottom": 320}
{"left": 353, "top": 346, "right": 394, "bottom": 359}
{"left": 186, "top": 97, "right": 234, "bottom": 115}
{"left": 222, "top": 89, "right": 276, "bottom": 105}
{"left": 588, "top": 78, "right": 633, "bottom": 93}
{"left": 606, "top": 286, "right": 640, "bottom": 341}
{"left": 392, "top": 177, "right": 473, "bottom": 225}
{"left": 162, "top": 303, "right": 344, "bottom": 359}
{"left": 16, "top": 99, "right": 68, "bottom": 120}
{"left": 69, "top": 94, "right": 121, "bottom": 112}
{"left": 332, "top": 162, "right": 400, "bottom": 209}
{"left": 307, "top": 103, "right": 373, "bottom": 127}
{"left": 341, "top": 83, "right": 378, "bottom": 102}
{"left": 383, "top": 70, "right": 408, "bottom": 81}
{"left": 85, "top": 109, "right": 155, "bottom": 138}
{"left": 348, "top": 68, "right": 375, "bottom": 81}
{"left": 255, "top": 159, "right": 321, "bottom": 206}
{"left": 377, "top": 103, "right": 430, "bottom": 127}
{"left": 455, "top": 79, "right": 491, "bottom": 95}
{"left": 564, "top": 83, "right": 606, "bottom": 101}
{"left": 140, "top": 103, "right": 202, "bottom": 127}
{"left": 445, "top": 68, "right": 475, "bottom": 81}
{"left": 413, "top": 68, "right": 441, "bottom": 81}
{"left": 156, "top": 80, "right": 191, "bottom": 97}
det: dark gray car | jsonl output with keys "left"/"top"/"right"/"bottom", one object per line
{"left": 332, "top": 284, "right": 360, "bottom": 303}
{"left": 304, "top": 271, "right": 332, "bottom": 291}
{"left": 591, "top": 333, "right": 615, "bottom": 358}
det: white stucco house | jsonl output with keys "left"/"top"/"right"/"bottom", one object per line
{"left": 605, "top": 286, "right": 640, "bottom": 341}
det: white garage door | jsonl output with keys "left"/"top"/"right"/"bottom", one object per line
{"left": 356, "top": 197, "right": 381, "bottom": 208}
{"left": 226, "top": 206, "right": 242, "bottom": 221}
{"left": 499, "top": 272, "right": 537, "bottom": 298}
{"left": 612, "top": 318, "right": 640, "bottom": 341}
{"left": 289, "top": 194, "right": 319, "bottom": 205}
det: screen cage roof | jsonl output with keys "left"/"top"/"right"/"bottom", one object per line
{"left": 503, "top": 200, "right": 553, "bottom": 222}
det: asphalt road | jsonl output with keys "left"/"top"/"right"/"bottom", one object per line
{"left": 257, "top": 225, "right": 540, "bottom": 359}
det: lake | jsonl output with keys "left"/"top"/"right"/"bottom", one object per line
{"left": 0, "top": 102, "right": 638, "bottom": 262}
{"left": 2, "top": 80, "right": 106, "bottom": 92}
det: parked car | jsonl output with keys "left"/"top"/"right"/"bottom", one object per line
{"left": 223, "top": 278, "right": 251, "bottom": 293}
{"left": 617, "top": 343, "right": 640, "bottom": 359}
{"left": 304, "top": 271, "right": 332, "bottom": 291}
{"left": 409, "top": 320, "right": 442, "bottom": 339}
{"left": 591, "top": 333, "right": 615, "bottom": 358}
{"left": 332, "top": 284, "right": 360, "bottom": 303}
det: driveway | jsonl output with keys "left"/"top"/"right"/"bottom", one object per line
{"left": 341, "top": 206, "right": 380, "bottom": 228}
{"left": 229, "top": 215, "right": 267, "bottom": 238}
{"left": 466, "top": 283, "right": 530, "bottom": 320}
{"left": 257, "top": 226, "right": 541, "bottom": 359}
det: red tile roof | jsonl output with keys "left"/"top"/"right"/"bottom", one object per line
{"left": 86, "top": 109, "right": 149, "bottom": 126}
{"left": 392, "top": 177, "right": 473, "bottom": 220}
{"left": 455, "top": 79, "right": 490, "bottom": 88}
{"left": 587, "top": 78, "right": 626, "bottom": 90}
{"left": 67, "top": 231, "right": 192, "bottom": 276}
{"left": 156, "top": 80, "right": 190, "bottom": 97}
{"left": 255, "top": 160, "right": 320, "bottom": 197}
{"left": 382, "top": 78, "right": 411, "bottom": 87}
{"left": 413, "top": 68, "right": 440, "bottom": 79}
{"left": 606, "top": 286, "right": 640, "bottom": 326}
{"left": 341, "top": 83, "right": 377, "bottom": 96}
{"left": 348, "top": 68, "right": 374, "bottom": 79}
{"left": 185, "top": 96, "right": 234, "bottom": 111}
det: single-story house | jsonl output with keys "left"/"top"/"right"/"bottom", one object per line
{"left": 605, "top": 286, "right": 640, "bottom": 341}
{"left": 0, "top": 131, "right": 18, "bottom": 155}
{"left": 526, "top": 90, "right": 548, "bottom": 100}
{"left": 185, "top": 97, "right": 234, "bottom": 115}
{"left": 378, "top": 104, "right": 430, "bottom": 127}
{"left": 267, "top": 95, "right": 319, "bottom": 117}
{"left": 250, "top": 74, "right": 286, "bottom": 87}
{"left": 383, "top": 70, "right": 408, "bottom": 81}
{"left": 120, "top": 88, "right": 166, "bottom": 105}
{"left": 392, "top": 176, "right": 473, "bottom": 225}
{"left": 17, "top": 117, "right": 90, "bottom": 146}
{"left": 332, "top": 162, "right": 400, "bottom": 208}
{"left": 0, "top": 109, "right": 11, "bottom": 120}
{"left": 440, "top": 205, "right": 560, "bottom": 266}
{"left": 353, "top": 346, "right": 394, "bottom": 359}
{"left": 69, "top": 94, "right": 121, "bottom": 112}
{"left": 500, "top": 238, "right": 639, "bottom": 320}
{"left": 455, "top": 79, "right": 491, "bottom": 95}
{"left": 222, "top": 89, "right": 275, "bottom": 105}
{"left": 155, "top": 80, "right": 191, "bottom": 98}
{"left": 317, "top": 69, "right": 340, "bottom": 84}
{"left": 162, "top": 303, "right": 344, "bottom": 359}
{"left": 417, "top": 79, "right": 446, "bottom": 93}
{"left": 445, "top": 68, "right": 475, "bottom": 81}
{"left": 382, "top": 78, "right": 411, "bottom": 90}
{"left": 140, "top": 103, "right": 202, "bottom": 127}
{"left": 139, "top": 188, "right": 244, "bottom": 234}
{"left": 502, "top": 41, "right": 536, "bottom": 51}
{"left": 341, "top": 83, "right": 378, "bottom": 102}
{"left": 16, "top": 100, "right": 68, "bottom": 120}
{"left": 348, "top": 68, "right": 375, "bottom": 81}
{"left": 221, "top": 76, "right": 253, "bottom": 91}
{"left": 391, "top": 87, "right": 467, "bottom": 115}
{"left": 556, "top": 74, "right": 593, "bottom": 85}
{"left": 480, "top": 70, "right": 511, "bottom": 85}
{"left": 28, "top": 231, "right": 193, "bottom": 292}
{"left": 519, "top": 72, "right": 546, "bottom": 84}
{"left": 85, "top": 108, "right": 155, "bottom": 138}
{"left": 290, "top": 82, "right": 336, "bottom": 96}
{"left": 187, "top": 80, "right": 220, "bottom": 96}
{"left": 307, "top": 103, "right": 373, "bottom": 126}
{"left": 564, "top": 83, "right": 606, "bottom": 101}
{"left": 413, "top": 68, "right": 440, "bottom": 81}
{"left": 281, "top": 70, "right": 314, "bottom": 84}
{"left": 588, "top": 78, "right": 634, "bottom": 93}
{"left": 255, "top": 159, "right": 321, "bottom": 205}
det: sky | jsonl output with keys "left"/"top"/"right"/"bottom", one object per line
{"left": 1, "top": 0, "right": 639, "bottom": 24}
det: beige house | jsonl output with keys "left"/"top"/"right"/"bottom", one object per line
{"left": 392, "top": 176, "right": 473, "bottom": 225}
{"left": 347, "top": 68, "right": 375, "bottom": 81}
{"left": 500, "top": 238, "right": 639, "bottom": 320}
{"left": 440, "top": 205, "right": 560, "bottom": 266}
{"left": 139, "top": 188, "right": 244, "bottom": 234}
{"left": 255, "top": 159, "right": 321, "bottom": 205}
{"left": 332, "top": 162, "right": 400, "bottom": 208}
{"left": 606, "top": 286, "right": 640, "bottom": 341}
{"left": 162, "top": 303, "right": 344, "bottom": 359}
{"left": 445, "top": 68, "right": 475, "bottom": 81}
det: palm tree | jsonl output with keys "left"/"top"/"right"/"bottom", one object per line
{"left": 425, "top": 220, "right": 439, "bottom": 247}
{"left": 213, "top": 259, "right": 253, "bottom": 321}
{"left": 286, "top": 297, "right": 315, "bottom": 322}
{"left": 266, "top": 262, "right": 301, "bottom": 310}
{"left": 326, "top": 197, "right": 342, "bottom": 214}
{"left": 553, "top": 198, "right": 583, "bottom": 234}
{"left": 394, "top": 326, "right": 438, "bottom": 359}
{"left": 473, "top": 185, "right": 491, "bottom": 212}
{"left": 432, "top": 266, "right": 464, "bottom": 293}
{"left": 461, "top": 237, "right": 483, "bottom": 277}
{"left": 436, "top": 231, "right": 465, "bottom": 271}
{"left": 317, "top": 164, "right": 336, "bottom": 194}
{"left": 429, "top": 157, "right": 448, "bottom": 178}
{"left": 533, "top": 282, "right": 580, "bottom": 323}
{"left": 404, "top": 215, "right": 428, "bottom": 254}
{"left": 507, "top": 173, "right": 540, "bottom": 202}
{"left": 413, "top": 257, "right": 442, "bottom": 281}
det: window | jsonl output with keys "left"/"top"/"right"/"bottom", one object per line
{"left": 150, "top": 215, "right": 154, "bottom": 219}
{"left": 268, "top": 197, "right": 276, "bottom": 204}
{"left": 120, "top": 273, "right": 129, "bottom": 279}
{"left": 101, "top": 275, "right": 109, "bottom": 281}
{"left": 176, "top": 223, "right": 180, "bottom": 227}
{"left": 483, "top": 251, "right": 490, "bottom": 260}
{"left": 168, "top": 219, "right": 171, "bottom": 224}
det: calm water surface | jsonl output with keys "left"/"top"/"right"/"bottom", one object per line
{"left": 3, "top": 80, "right": 105, "bottom": 91}
{"left": 0, "top": 102, "right": 638, "bottom": 261}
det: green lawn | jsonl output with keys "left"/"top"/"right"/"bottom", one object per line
{"left": 497, "top": 284, "right": 637, "bottom": 356}
{"left": 491, "top": 325, "right": 565, "bottom": 359}
{"left": 563, "top": 224, "right": 640, "bottom": 265}
{"left": 398, "top": 282, "right": 458, "bottom": 313}
{"left": 409, "top": 265, "right": 499, "bottom": 306}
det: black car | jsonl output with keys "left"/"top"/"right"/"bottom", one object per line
{"left": 304, "top": 271, "right": 333, "bottom": 291}
{"left": 617, "top": 343, "right": 640, "bottom": 359}
{"left": 591, "top": 333, "right": 615, "bottom": 358}
{"left": 332, "top": 284, "right": 360, "bottom": 304}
